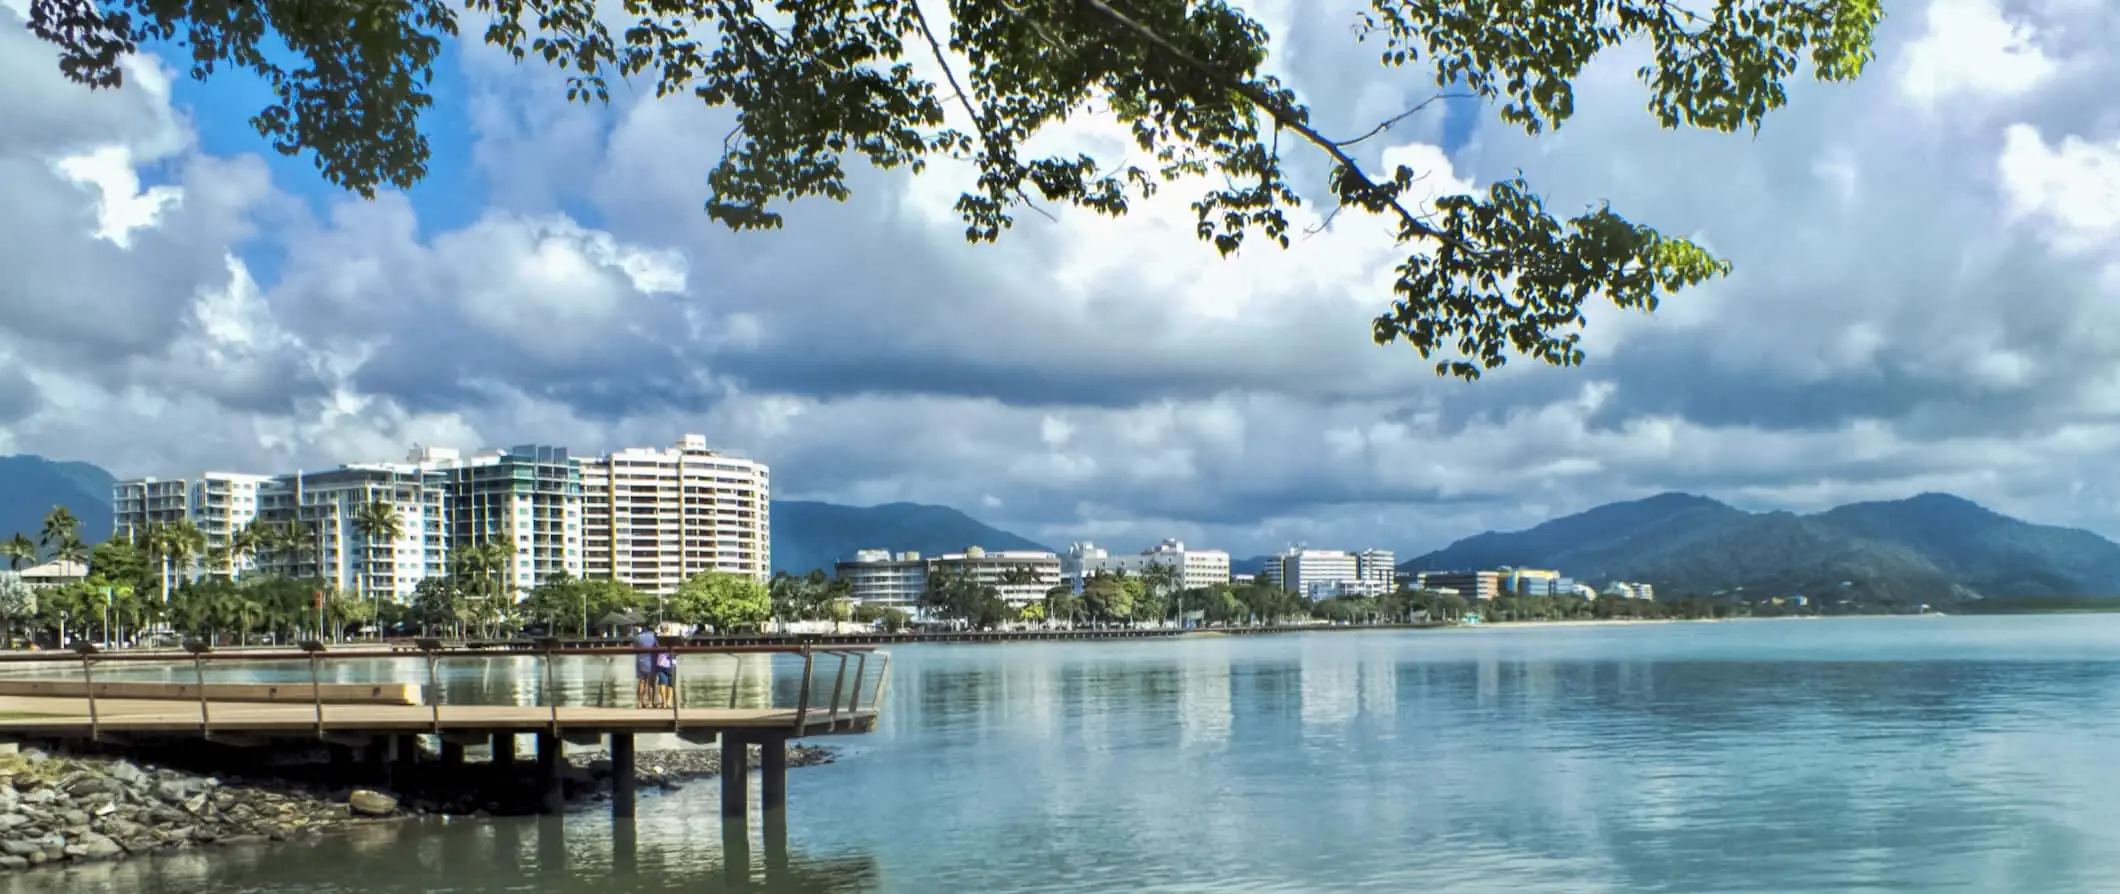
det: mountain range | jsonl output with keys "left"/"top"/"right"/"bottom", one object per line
{"left": 0, "top": 455, "right": 1045, "bottom": 575}
{"left": 1394, "top": 492, "right": 2120, "bottom": 602}
{"left": 6, "top": 454, "right": 2117, "bottom": 600}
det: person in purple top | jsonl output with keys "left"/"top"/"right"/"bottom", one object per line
{"left": 634, "top": 626, "right": 659, "bottom": 708}
{"left": 654, "top": 643, "right": 678, "bottom": 708}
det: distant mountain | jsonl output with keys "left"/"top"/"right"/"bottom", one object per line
{"left": 1400, "top": 492, "right": 2120, "bottom": 602}
{"left": 0, "top": 454, "right": 115, "bottom": 547}
{"left": 769, "top": 501, "right": 1051, "bottom": 575}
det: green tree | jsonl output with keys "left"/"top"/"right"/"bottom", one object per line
{"left": 29, "top": 2, "right": 1879, "bottom": 376}
{"left": 673, "top": 572, "right": 772, "bottom": 633}
{"left": 0, "top": 573, "right": 35, "bottom": 646}
{"left": 2, "top": 533, "right": 35, "bottom": 571}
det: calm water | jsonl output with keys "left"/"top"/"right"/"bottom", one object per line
{"left": 16, "top": 615, "right": 2120, "bottom": 893}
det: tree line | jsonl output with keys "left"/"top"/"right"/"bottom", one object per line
{"left": 0, "top": 504, "right": 856, "bottom": 647}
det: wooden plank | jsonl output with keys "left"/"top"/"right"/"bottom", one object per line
{"left": 0, "top": 680, "right": 423, "bottom": 706}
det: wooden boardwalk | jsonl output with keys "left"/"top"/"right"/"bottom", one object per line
{"left": 0, "top": 642, "right": 890, "bottom": 820}
{"left": 0, "top": 695, "right": 879, "bottom": 737}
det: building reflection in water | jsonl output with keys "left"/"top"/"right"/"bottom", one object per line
{"left": 0, "top": 814, "right": 884, "bottom": 894}
{"left": 1177, "top": 648, "right": 1232, "bottom": 748}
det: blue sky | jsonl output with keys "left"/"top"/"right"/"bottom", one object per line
{"left": 6, "top": 0, "right": 2120, "bottom": 558}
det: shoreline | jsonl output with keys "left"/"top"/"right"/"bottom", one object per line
{"left": 0, "top": 740, "right": 834, "bottom": 875}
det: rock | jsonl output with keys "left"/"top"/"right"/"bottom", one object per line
{"left": 0, "top": 786, "right": 17, "bottom": 812}
{"left": 346, "top": 790, "right": 397, "bottom": 817}
{"left": 0, "top": 856, "right": 23, "bottom": 871}
{"left": 154, "top": 780, "right": 191, "bottom": 804}
{"left": 19, "top": 788, "right": 58, "bottom": 806}
{"left": 0, "top": 814, "right": 27, "bottom": 832}
{"left": 105, "top": 762, "right": 147, "bottom": 787}
{"left": 57, "top": 809, "right": 89, "bottom": 828}
{"left": 64, "top": 832, "right": 123, "bottom": 861}
{"left": 66, "top": 776, "right": 116, "bottom": 798}
{"left": 180, "top": 793, "right": 208, "bottom": 815}
{"left": 20, "top": 750, "right": 45, "bottom": 764}
{"left": 0, "top": 840, "right": 36, "bottom": 857}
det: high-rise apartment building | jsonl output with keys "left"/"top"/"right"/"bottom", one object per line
{"left": 579, "top": 434, "right": 770, "bottom": 593}
{"left": 255, "top": 465, "right": 448, "bottom": 603}
{"left": 410, "top": 445, "right": 584, "bottom": 594}
{"left": 111, "top": 472, "right": 274, "bottom": 576}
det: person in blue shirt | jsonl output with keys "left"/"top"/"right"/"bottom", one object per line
{"left": 634, "top": 626, "right": 659, "bottom": 708}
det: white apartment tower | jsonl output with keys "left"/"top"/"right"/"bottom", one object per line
{"left": 409, "top": 445, "right": 585, "bottom": 595}
{"left": 580, "top": 434, "right": 770, "bottom": 593}
{"left": 111, "top": 472, "right": 274, "bottom": 577}
{"left": 255, "top": 465, "right": 448, "bottom": 603}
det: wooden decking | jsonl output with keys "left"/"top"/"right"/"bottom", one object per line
{"left": 0, "top": 694, "right": 878, "bottom": 737}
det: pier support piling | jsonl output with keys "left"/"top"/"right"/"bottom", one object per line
{"left": 720, "top": 732, "right": 750, "bottom": 819}
{"left": 760, "top": 735, "right": 787, "bottom": 812}
{"left": 535, "top": 731, "right": 565, "bottom": 815}
{"left": 609, "top": 732, "right": 636, "bottom": 819}
{"left": 366, "top": 735, "right": 392, "bottom": 787}
{"left": 394, "top": 734, "right": 420, "bottom": 776}
{"left": 492, "top": 732, "right": 517, "bottom": 766}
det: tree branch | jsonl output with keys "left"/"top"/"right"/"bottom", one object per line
{"left": 1069, "top": 0, "right": 1483, "bottom": 256}
{"left": 909, "top": 0, "right": 1057, "bottom": 222}
{"left": 1334, "top": 91, "right": 1473, "bottom": 147}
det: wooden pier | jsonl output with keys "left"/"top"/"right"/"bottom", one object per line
{"left": 0, "top": 641, "right": 890, "bottom": 825}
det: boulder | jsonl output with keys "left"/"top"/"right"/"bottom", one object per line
{"left": 0, "top": 856, "right": 23, "bottom": 871}
{"left": 346, "top": 790, "right": 398, "bottom": 817}
{"left": 0, "top": 814, "right": 27, "bottom": 832}
{"left": 64, "top": 832, "right": 123, "bottom": 861}
{"left": 105, "top": 762, "right": 147, "bottom": 787}
{"left": 0, "top": 840, "right": 37, "bottom": 858}
{"left": 66, "top": 777, "right": 116, "bottom": 798}
{"left": 154, "top": 780, "right": 192, "bottom": 805}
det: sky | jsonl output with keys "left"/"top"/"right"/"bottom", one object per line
{"left": 2, "top": 0, "right": 2118, "bottom": 559}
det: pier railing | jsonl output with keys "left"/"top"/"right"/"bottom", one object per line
{"left": 0, "top": 641, "right": 889, "bottom": 741}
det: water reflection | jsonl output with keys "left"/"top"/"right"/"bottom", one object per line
{"left": 13, "top": 618, "right": 2120, "bottom": 892}
{"left": 0, "top": 814, "right": 884, "bottom": 894}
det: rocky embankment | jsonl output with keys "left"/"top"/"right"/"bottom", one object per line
{"left": 0, "top": 741, "right": 836, "bottom": 873}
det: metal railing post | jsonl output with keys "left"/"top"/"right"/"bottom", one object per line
{"left": 827, "top": 652, "right": 850, "bottom": 729}
{"left": 726, "top": 653, "right": 741, "bottom": 708}
{"left": 536, "top": 637, "right": 562, "bottom": 736}
{"left": 183, "top": 639, "right": 214, "bottom": 738}
{"left": 844, "top": 653, "right": 869, "bottom": 724}
{"left": 71, "top": 643, "right": 100, "bottom": 741}
{"left": 871, "top": 652, "right": 892, "bottom": 713}
{"left": 791, "top": 648, "right": 815, "bottom": 735}
{"left": 299, "top": 640, "right": 328, "bottom": 738}
{"left": 415, "top": 638, "right": 445, "bottom": 734}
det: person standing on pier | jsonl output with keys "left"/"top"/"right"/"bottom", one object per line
{"left": 634, "top": 626, "right": 660, "bottom": 708}
{"left": 654, "top": 641, "right": 678, "bottom": 709}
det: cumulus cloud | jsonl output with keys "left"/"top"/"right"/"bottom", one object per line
{"left": 6, "top": 0, "right": 2120, "bottom": 559}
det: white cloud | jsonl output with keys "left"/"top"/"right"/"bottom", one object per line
{"left": 12, "top": 1, "right": 2120, "bottom": 561}
{"left": 1900, "top": 0, "right": 2059, "bottom": 106}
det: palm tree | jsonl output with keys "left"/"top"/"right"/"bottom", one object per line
{"left": 38, "top": 506, "right": 80, "bottom": 561}
{"left": 351, "top": 499, "right": 404, "bottom": 630}
{"left": 228, "top": 520, "right": 267, "bottom": 579}
{"left": 2, "top": 533, "right": 34, "bottom": 570}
